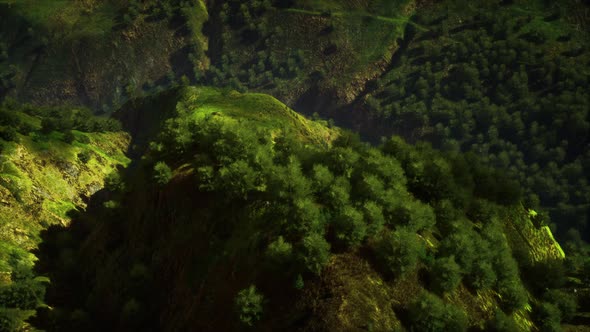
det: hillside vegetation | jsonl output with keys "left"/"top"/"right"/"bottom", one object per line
{"left": 0, "top": 0, "right": 209, "bottom": 110}
{"left": 0, "top": 0, "right": 588, "bottom": 331}
{"left": 28, "top": 87, "right": 579, "bottom": 332}
{"left": 0, "top": 99, "right": 130, "bottom": 330}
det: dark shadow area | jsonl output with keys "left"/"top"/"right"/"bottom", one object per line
{"left": 169, "top": 45, "right": 194, "bottom": 80}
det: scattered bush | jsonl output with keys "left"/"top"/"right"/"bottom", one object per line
{"left": 235, "top": 285, "right": 264, "bottom": 327}
{"left": 153, "top": 162, "right": 173, "bottom": 185}
{"left": 77, "top": 151, "right": 91, "bottom": 164}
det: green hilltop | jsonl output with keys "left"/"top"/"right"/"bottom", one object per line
{"left": 15, "top": 86, "right": 575, "bottom": 332}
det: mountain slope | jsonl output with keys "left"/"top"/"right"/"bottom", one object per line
{"left": 30, "top": 87, "right": 575, "bottom": 332}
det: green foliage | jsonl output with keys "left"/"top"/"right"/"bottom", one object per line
{"left": 0, "top": 126, "right": 17, "bottom": 142}
{"left": 63, "top": 131, "right": 75, "bottom": 143}
{"left": 0, "top": 281, "right": 43, "bottom": 310}
{"left": 332, "top": 206, "right": 366, "bottom": 248}
{"left": 293, "top": 274, "right": 304, "bottom": 290}
{"left": 105, "top": 171, "right": 125, "bottom": 192}
{"left": 429, "top": 256, "right": 462, "bottom": 294}
{"left": 299, "top": 233, "right": 331, "bottom": 275}
{"left": 438, "top": 228, "right": 477, "bottom": 273}
{"left": 533, "top": 302, "right": 562, "bottom": 332}
{"left": 77, "top": 151, "right": 91, "bottom": 164}
{"left": 361, "top": 201, "right": 385, "bottom": 237}
{"left": 543, "top": 289, "right": 577, "bottom": 322}
{"left": 487, "top": 309, "right": 518, "bottom": 332}
{"left": 408, "top": 291, "right": 468, "bottom": 332}
{"left": 468, "top": 260, "right": 497, "bottom": 290}
{"left": 376, "top": 228, "right": 425, "bottom": 277}
{"left": 153, "top": 161, "right": 173, "bottom": 186}
{"left": 235, "top": 285, "right": 264, "bottom": 327}
{"left": 498, "top": 278, "right": 528, "bottom": 313}
{"left": 522, "top": 259, "right": 567, "bottom": 293}
{"left": 365, "top": 3, "right": 590, "bottom": 240}
{"left": 393, "top": 199, "right": 436, "bottom": 232}
{"left": 266, "top": 236, "right": 293, "bottom": 266}
{"left": 0, "top": 308, "right": 19, "bottom": 332}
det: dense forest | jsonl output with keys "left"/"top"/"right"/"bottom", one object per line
{"left": 0, "top": 0, "right": 589, "bottom": 331}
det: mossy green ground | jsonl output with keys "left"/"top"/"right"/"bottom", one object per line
{"left": 179, "top": 86, "right": 339, "bottom": 146}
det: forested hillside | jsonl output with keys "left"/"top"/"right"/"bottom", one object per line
{"left": 0, "top": 0, "right": 588, "bottom": 331}
{"left": 28, "top": 87, "right": 582, "bottom": 331}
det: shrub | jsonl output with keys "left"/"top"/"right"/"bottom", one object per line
{"left": 524, "top": 259, "right": 567, "bottom": 293}
{"left": 77, "top": 151, "right": 91, "bottom": 164}
{"left": 394, "top": 199, "right": 436, "bottom": 232}
{"left": 77, "top": 134, "right": 91, "bottom": 144}
{"left": 235, "top": 285, "right": 264, "bottom": 327}
{"left": 153, "top": 162, "right": 173, "bottom": 185}
{"left": 40, "top": 118, "right": 57, "bottom": 134}
{"left": 0, "top": 127, "right": 17, "bottom": 142}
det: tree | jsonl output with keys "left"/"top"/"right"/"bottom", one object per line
{"left": 266, "top": 236, "right": 293, "bottom": 266}
{"left": 153, "top": 162, "right": 173, "bottom": 186}
{"left": 533, "top": 302, "right": 562, "bottom": 332}
{"left": 498, "top": 278, "right": 528, "bottom": 313}
{"left": 376, "top": 228, "right": 425, "bottom": 277}
{"left": 430, "top": 256, "right": 462, "bottom": 294}
{"left": 299, "top": 233, "right": 331, "bottom": 275}
{"left": 235, "top": 285, "right": 264, "bottom": 327}
{"left": 487, "top": 309, "right": 518, "bottom": 332}
{"left": 362, "top": 201, "right": 385, "bottom": 237}
{"left": 543, "top": 289, "right": 577, "bottom": 322}
{"left": 468, "top": 260, "right": 497, "bottom": 290}
{"left": 408, "top": 291, "right": 468, "bottom": 332}
{"left": 439, "top": 229, "right": 477, "bottom": 273}
{"left": 332, "top": 206, "right": 366, "bottom": 248}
